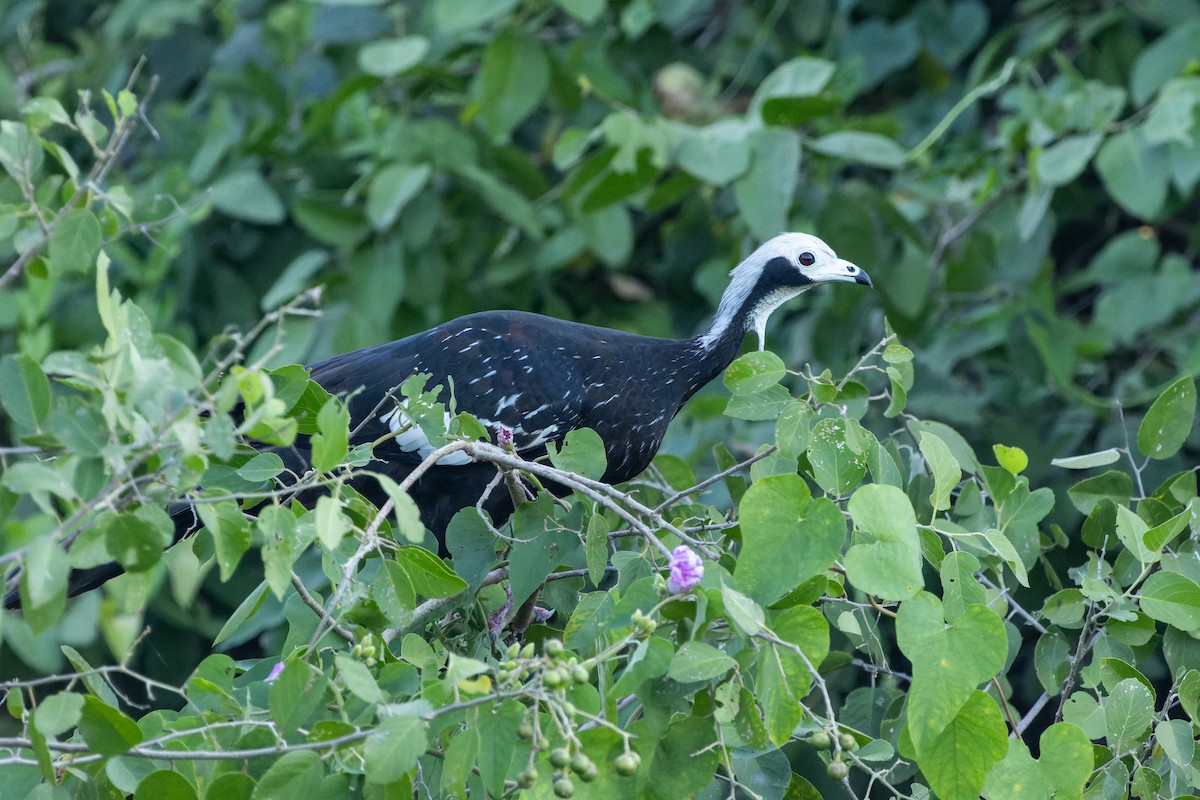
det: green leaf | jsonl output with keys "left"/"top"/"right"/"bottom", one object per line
{"left": 725, "top": 383, "right": 793, "bottom": 420}
{"left": 666, "top": 641, "right": 736, "bottom": 683}
{"left": 103, "top": 510, "right": 171, "bottom": 572}
{"left": 1114, "top": 505, "right": 1156, "bottom": 565}
{"left": 758, "top": 643, "right": 802, "bottom": 746}
{"left": 721, "top": 582, "right": 764, "bottom": 636}
{"left": 1050, "top": 448, "right": 1122, "bottom": 469}
{"left": 917, "top": 691, "right": 1007, "bottom": 800}
{"left": 474, "top": 32, "right": 549, "bottom": 141}
{"left": 666, "top": 118, "right": 753, "bottom": 185}
{"left": 371, "top": 473, "right": 427, "bottom": 544}
{"left": 563, "top": 590, "right": 615, "bottom": 654}
{"left": 20, "top": 536, "right": 68, "bottom": 635}
{"left": 734, "top": 128, "right": 802, "bottom": 240}
{"left": 0, "top": 353, "right": 51, "bottom": 430}
{"left": 78, "top": 696, "right": 143, "bottom": 755}
{"left": 441, "top": 726, "right": 481, "bottom": 798}
{"left": 311, "top": 396, "right": 350, "bottom": 472}
{"left": 1156, "top": 717, "right": 1195, "bottom": 768}
{"left": 724, "top": 351, "right": 787, "bottom": 396}
{"left": 213, "top": 581, "right": 269, "bottom": 646}
{"left": 759, "top": 605, "right": 829, "bottom": 745}
{"left": 1104, "top": 678, "right": 1153, "bottom": 751}
{"left": 808, "top": 131, "right": 905, "bottom": 168}
{"left": 253, "top": 750, "right": 324, "bottom": 800}
{"left": 637, "top": 716, "right": 721, "bottom": 800}
{"left": 210, "top": 170, "right": 285, "bottom": 224}
{"left": 335, "top": 653, "right": 383, "bottom": 704}
{"left": 393, "top": 546, "right": 468, "bottom": 599}
{"left": 1140, "top": 571, "right": 1200, "bottom": 631}
{"left": 775, "top": 401, "right": 812, "bottom": 459}
{"left": 366, "top": 710, "right": 428, "bottom": 784}
{"left": 735, "top": 474, "right": 845, "bottom": 605}
{"left": 1038, "top": 133, "right": 1104, "bottom": 187}
{"left": 236, "top": 452, "right": 285, "bottom": 484}
{"left": 33, "top": 691, "right": 84, "bottom": 738}
{"left": 807, "top": 417, "right": 868, "bottom": 495}
{"left": 612, "top": 637, "right": 673, "bottom": 696}
{"left": 585, "top": 513, "right": 609, "bottom": 587}
{"left": 896, "top": 593, "right": 1007, "bottom": 754}
{"left": 845, "top": 484, "right": 923, "bottom": 601}
{"left": 358, "top": 36, "right": 429, "bottom": 77}
{"left": 261, "top": 250, "right": 328, "bottom": 311}
{"left": 940, "top": 551, "right": 986, "bottom": 621}
{"left": 546, "top": 426, "right": 607, "bottom": 480}
{"left": 1131, "top": 20, "right": 1200, "bottom": 104}
{"left": 133, "top": 770, "right": 196, "bottom": 800}
{"left": 268, "top": 660, "right": 328, "bottom": 734}
{"left": 750, "top": 56, "right": 836, "bottom": 120}
{"left": 47, "top": 208, "right": 101, "bottom": 276}
{"left": 1067, "top": 470, "right": 1133, "bottom": 515}
{"left": 920, "top": 431, "right": 961, "bottom": 512}
{"left": 992, "top": 444, "right": 1028, "bottom": 475}
{"left": 366, "top": 163, "right": 431, "bottom": 231}
{"left": 1137, "top": 376, "right": 1196, "bottom": 460}
{"left": 199, "top": 500, "right": 251, "bottom": 582}
{"left": 1095, "top": 129, "right": 1170, "bottom": 220}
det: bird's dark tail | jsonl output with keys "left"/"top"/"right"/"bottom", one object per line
{"left": 2, "top": 503, "right": 202, "bottom": 610}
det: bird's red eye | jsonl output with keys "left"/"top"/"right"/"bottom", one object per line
{"left": 798, "top": 251, "right": 816, "bottom": 267}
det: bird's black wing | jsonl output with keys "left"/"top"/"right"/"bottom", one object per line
{"left": 308, "top": 311, "right": 588, "bottom": 465}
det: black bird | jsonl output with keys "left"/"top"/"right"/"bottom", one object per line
{"left": 5, "top": 232, "right": 870, "bottom": 607}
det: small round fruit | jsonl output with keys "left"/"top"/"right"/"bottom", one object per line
{"left": 561, "top": 702, "right": 577, "bottom": 718}
{"left": 614, "top": 752, "right": 640, "bottom": 776}
{"left": 544, "top": 669, "right": 565, "bottom": 688}
{"left": 554, "top": 777, "right": 575, "bottom": 798}
{"left": 827, "top": 759, "right": 850, "bottom": 780}
{"left": 545, "top": 639, "right": 566, "bottom": 657}
{"left": 839, "top": 733, "right": 859, "bottom": 752}
{"left": 536, "top": 736, "right": 551, "bottom": 752}
{"left": 549, "top": 748, "right": 571, "bottom": 769}
{"left": 578, "top": 761, "right": 598, "bottom": 783}
{"left": 517, "top": 767, "right": 538, "bottom": 789}
{"left": 570, "top": 753, "right": 593, "bottom": 774}
{"left": 809, "top": 731, "right": 832, "bottom": 749}
{"left": 572, "top": 665, "right": 589, "bottom": 684}
{"left": 517, "top": 721, "right": 534, "bottom": 740}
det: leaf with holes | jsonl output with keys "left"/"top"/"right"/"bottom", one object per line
{"left": 1138, "top": 376, "right": 1196, "bottom": 460}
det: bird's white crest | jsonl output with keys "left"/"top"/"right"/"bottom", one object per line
{"left": 698, "top": 232, "right": 866, "bottom": 351}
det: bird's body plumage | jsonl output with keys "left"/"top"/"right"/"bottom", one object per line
{"left": 3, "top": 232, "right": 870, "bottom": 607}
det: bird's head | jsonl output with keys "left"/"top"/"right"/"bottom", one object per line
{"left": 702, "top": 232, "right": 872, "bottom": 351}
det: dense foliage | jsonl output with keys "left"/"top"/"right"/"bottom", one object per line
{"left": 2, "top": 0, "right": 1200, "bottom": 798}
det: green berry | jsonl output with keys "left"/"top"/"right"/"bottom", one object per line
{"left": 614, "top": 752, "right": 640, "bottom": 776}
{"left": 544, "top": 668, "right": 564, "bottom": 688}
{"left": 809, "top": 731, "right": 832, "bottom": 749}
{"left": 839, "top": 733, "right": 859, "bottom": 752}
{"left": 520, "top": 643, "right": 536, "bottom": 659}
{"left": 827, "top": 759, "right": 850, "bottom": 780}
{"left": 517, "top": 767, "right": 538, "bottom": 788}
{"left": 506, "top": 643, "right": 520, "bottom": 659}
{"left": 554, "top": 778, "right": 575, "bottom": 798}
{"left": 572, "top": 664, "right": 589, "bottom": 684}
{"left": 570, "top": 753, "right": 592, "bottom": 774}
{"left": 517, "top": 721, "right": 534, "bottom": 740}
{"left": 578, "top": 761, "right": 598, "bottom": 783}
{"left": 549, "top": 748, "right": 570, "bottom": 769}
{"left": 545, "top": 639, "right": 565, "bottom": 657}
{"left": 561, "top": 702, "right": 576, "bottom": 718}
{"left": 536, "top": 736, "right": 551, "bottom": 752}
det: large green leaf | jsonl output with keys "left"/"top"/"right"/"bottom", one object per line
{"left": 844, "top": 484, "right": 923, "bottom": 601}
{"left": 1137, "top": 376, "right": 1196, "bottom": 460}
{"left": 735, "top": 474, "right": 845, "bottom": 605}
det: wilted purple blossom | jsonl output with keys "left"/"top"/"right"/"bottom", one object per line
{"left": 497, "top": 427, "right": 514, "bottom": 448}
{"left": 668, "top": 545, "right": 704, "bottom": 594}
{"left": 266, "top": 661, "right": 285, "bottom": 682}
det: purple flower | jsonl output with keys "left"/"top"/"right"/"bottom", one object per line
{"left": 266, "top": 661, "right": 285, "bottom": 682}
{"left": 668, "top": 546, "right": 704, "bottom": 594}
{"left": 497, "top": 427, "right": 514, "bottom": 448}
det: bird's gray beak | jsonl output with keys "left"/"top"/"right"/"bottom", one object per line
{"left": 818, "top": 258, "right": 871, "bottom": 288}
